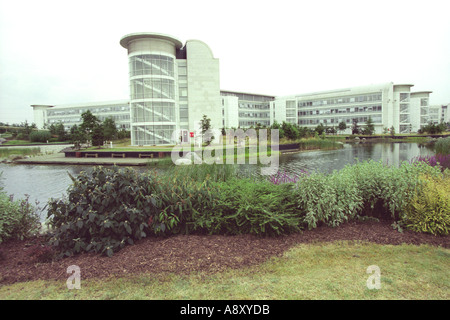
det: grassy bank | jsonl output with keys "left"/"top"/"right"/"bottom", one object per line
{"left": 85, "top": 137, "right": 344, "bottom": 155}
{"left": 0, "top": 241, "right": 448, "bottom": 300}
{"left": 0, "top": 147, "right": 41, "bottom": 159}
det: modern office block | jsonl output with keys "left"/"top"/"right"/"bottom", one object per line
{"left": 120, "top": 32, "right": 222, "bottom": 145}
{"left": 220, "top": 91, "right": 275, "bottom": 129}
{"left": 276, "top": 82, "right": 432, "bottom": 134}
{"left": 32, "top": 32, "right": 440, "bottom": 144}
{"left": 31, "top": 100, "right": 130, "bottom": 131}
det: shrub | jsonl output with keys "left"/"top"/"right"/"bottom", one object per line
{"left": 46, "top": 166, "right": 160, "bottom": 257}
{"left": 411, "top": 154, "right": 450, "bottom": 171}
{"left": 0, "top": 193, "right": 41, "bottom": 243}
{"left": 46, "top": 165, "right": 221, "bottom": 256}
{"left": 268, "top": 170, "right": 307, "bottom": 185}
{"left": 148, "top": 168, "right": 220, "bottom": 235}
{"left": 292, "top": 160, "right": 442, "bottom": 229}
{"left": 29, "top": 130, "right": 52, "bottom": 143}
{"left": 404, "top": 174, "right": 450, "bottom": 235}
{"left": 294, "top": 169, "right": 363, "bottom": 229}
{"left": 208, "top": 178, "right": 302, "bottom": 235}
{"left": 434, "top": 137, "right": 450, "bottom": 155}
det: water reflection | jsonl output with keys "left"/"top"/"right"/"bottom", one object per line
{"left": 278, "top": 142, "right": 435, "bottom": 175}
{"left": 0, "top": 142, "right": 435, "bottom": 221}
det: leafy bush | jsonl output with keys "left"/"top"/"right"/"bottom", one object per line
{"left": 294, "top": 169, "right": 363, "bottom": 229}
{"left": 268, "top": 170, "right": 307, "bottom": 185}
{"left": 46, "top": 165, "right": 221, "bottom": 256}
{"left": 292, "top": 160, "right": 442, "bottom": 229}
{"left": 434, "top": 137, "right": 450, "bottom": 155}
{"left": 29, "top": 130, "right": 52, "bottom": 143}
{"left": 0, "top": 193, "right": 41, "bottom": 243}
{"left": 411, "top": 154, "right": 450, "bottom": 171}
{"left": 206, "top": 178, "right": 302, "bottom": 235}
{"left": 45, "top": 161, "right": 448, "bottom": 257}
{"left": 148, "top": 169, "right": 220, "bottom": 235}
{"left": 404, "top": 174, "right": 450, "bottom": 236}
{"left": 46, "top": 166, "right": 160, "bottom": 257}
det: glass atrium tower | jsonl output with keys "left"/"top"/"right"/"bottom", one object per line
{"left": 120, "top": 32, "right": 222, "bottom": 146}
{"left": 120, "top": 33, "right": 183, "bottom": 145}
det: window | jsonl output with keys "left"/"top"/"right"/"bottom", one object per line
{"left": 420, "top": 98, "right": 428, "bottom": 106}
{"left": 400, "top": 93, "right": 410, "bottom": 102}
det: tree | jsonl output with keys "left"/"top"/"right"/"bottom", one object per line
{"left": 282, "top": 121, "right": 299, "bottom": 140}
{"left": 200, "top": 114, "right": 211, "bottom": 134}
{"left": 20, "top": 120, "right": 35, "bottom": 139}
{"left": 338, "top": 121, "right": 347, "bottom": 135}
{"left": 351, "top": 119, "right": 360, "bottom": 135}
{"left": 79, "top": 110, "right": 101, "bottom": 146}
{"left": 363, "top": 116, "right": 375, "bottom": 135}
{"left": 50, "top": 121, "right": 67, "bottom": 141}
{"left": 390, "top": 126, "right": 395, "bottom": 137}
{"left": 91, "top": 124, "right": 105, "bottom": 147}
{"left": 315, "top": 123, "right": 325, "bottom": 135}
{"left": 103, "top": 117, "right": 118, "bottom": 141}
{"left": 200, "top": 115, "right": 213, "bottom": 145}
{"left": 70, "top": 124, "right": 85, "bottom": 149}
{"left": 326, "top": 126, "right": 336, "bottom": 135}
{"left": 271, "top": 120, "right": 285, "bottom": 139}
{"left": 80, "top": 111, "right": 100, "bottom": 136}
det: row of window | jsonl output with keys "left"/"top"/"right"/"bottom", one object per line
{"left": 130, "top": 78, "right": 176, "bottom": 100}
{"left": 47, "top": 105, "right": 129, "bottom": 117}
{"left": 131, "top": 102, "right": 176, "bottom": 123}
{"left": 238, "top": 103, "right": 270, "bottom": 110}
{"left": 48, "top": 114, "right": 130, "bottom": 124}
{"left": 297, "top": 93, "right": 382, "bottom": 108}
{"left": 298, "top": 105, "right": 382, "bottom": 117}
{"left": 298, "top": 115, "right": 382, "bottom": 125}
{"left": 238, "top": 112, "right": 270, "bottom": 119}
{"left": 132, "top": 125, "right": 176, "bottom": 145}
{"left": 239, "top": 120, "right": 270, "bottom": 127}
{"left": 129, "top": 55, "right": 175, "bottom": 77}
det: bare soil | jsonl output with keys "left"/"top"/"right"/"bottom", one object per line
{"left": 0, "top": 220, "right": 448, "bottom": 285}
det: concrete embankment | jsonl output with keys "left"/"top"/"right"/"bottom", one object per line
{"left": 13, "top": 152, "right": 155, "bottom": 166}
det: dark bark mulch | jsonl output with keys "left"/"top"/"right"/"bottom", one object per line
{"left": 0, "top": 220, "right": 448, "bottom": 285}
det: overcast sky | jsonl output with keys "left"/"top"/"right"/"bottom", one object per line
{"left": 1, "top": 0, "right": 449, "bottom": 125}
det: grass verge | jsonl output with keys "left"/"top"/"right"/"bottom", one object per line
{"left": 1, "top": 241, "right": 448, "bottom": 300}
{"left": 0, "top": 147, "right": 41, "bottom": 158}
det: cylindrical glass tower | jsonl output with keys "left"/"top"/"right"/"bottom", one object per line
{"left": 120, "top": 33, "right": 183, "bottom": 145}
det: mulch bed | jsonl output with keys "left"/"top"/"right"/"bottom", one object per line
{"left": 0, "top": 220, "right": 448, "bottom": 285}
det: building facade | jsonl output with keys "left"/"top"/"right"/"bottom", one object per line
{"left": 32, "top": 32, "right": 444, "bottom": 144}
{"left": 273, "top": 83, "right": 433, "bottom": 134}
{"left": 119, "top": 33, "right": 221, "bottom": 145}
{"left": 31, "top": 100, "right": 130, "bottom": 131}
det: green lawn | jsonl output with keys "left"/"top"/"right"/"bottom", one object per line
{"left": 1, "top": 241, "right": 448, "bottom": 300}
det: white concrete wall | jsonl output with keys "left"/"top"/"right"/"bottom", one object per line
{"left": 186, "top": 40, "right": 222, "bottom": 132}
{"left": 31, "top": 105, "right": 51, "bottom": 129}
{"left": 222, "top": 95, "right": 239, "bottom": 128}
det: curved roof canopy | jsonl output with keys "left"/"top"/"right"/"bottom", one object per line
{"left": 120, "top": 32, "right": 183, "bottom": 49}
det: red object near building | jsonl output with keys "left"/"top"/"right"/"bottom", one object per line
{"left": 190, "top": 132, "right": 194, "bottom": 137}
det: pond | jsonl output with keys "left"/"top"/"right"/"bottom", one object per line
{"left": 0, "top": 141, "right": 435, "bottom": 221}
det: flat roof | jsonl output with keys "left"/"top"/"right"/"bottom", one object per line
{"left": 411, "top": 91, "right": 433, "bottom": 94}
{"left": 220, "top": 90, "right": 275, "bottom": 99}
{"left": 120, "top": 32, "right": 183, "bottom": 49}
{"left": 31, "top": 100, "right": 129, "bottom": 109}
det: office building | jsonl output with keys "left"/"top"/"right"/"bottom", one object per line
{"left": 31, "top": 100, "right": 130, "bottom": 131}
{"left": 32, "top": 32, "right": 441, "bottom": 144}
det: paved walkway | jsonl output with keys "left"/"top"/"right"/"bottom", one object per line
{"left": 14, "top": 152, "right": 163, "bottom": 166}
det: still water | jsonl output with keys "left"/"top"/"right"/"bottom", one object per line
{"left": 0, "top": 142, "right": 435, "bottom": 221}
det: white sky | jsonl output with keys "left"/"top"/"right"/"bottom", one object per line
{"left": 1, "top": 0, "right": 449, "bottom": 124}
